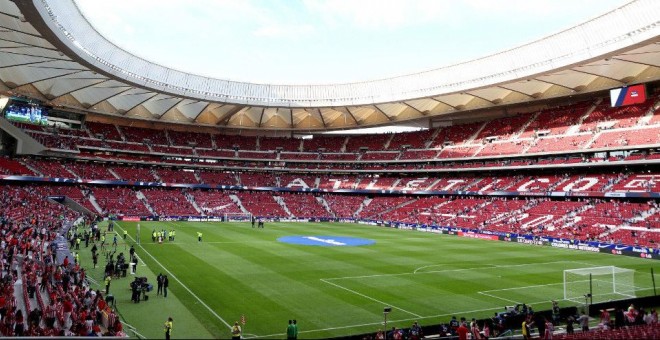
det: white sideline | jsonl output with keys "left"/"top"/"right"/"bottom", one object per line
{"left": 114, "top": 222, "right": 233, "bottom": 330}
{"left": 477, "top": 291, "right": 521, "bottom": 304}
{"left": 319, "top": 278, "right": 422, "bottom": 318}
{"left": 480, "top": 281, "right": 564, "bottom": 293}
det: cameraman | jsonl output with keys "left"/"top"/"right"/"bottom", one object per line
{"left": 131, "top": 278, "right": 141, "bottom": 303}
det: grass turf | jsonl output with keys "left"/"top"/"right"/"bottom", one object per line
{"left": 77, "top": 221, "right": 659, "bottom": 339}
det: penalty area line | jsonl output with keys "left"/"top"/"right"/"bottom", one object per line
{"left": 114, "top": 222, "right": 233, "bottom": 330}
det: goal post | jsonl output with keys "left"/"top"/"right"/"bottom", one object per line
{"left": 563, "top": 266, "right": 636, "bottom": 303}
{"left": 224, "top": 212, "right": 253, "bottom": 222}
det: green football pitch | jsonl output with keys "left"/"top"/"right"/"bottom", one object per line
{"left": 77, "top": 221, "right": 658, "bottom": 339}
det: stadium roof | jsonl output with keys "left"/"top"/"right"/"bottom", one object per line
{"left": 0, "top": 0, "right": 659, "bottom": 131}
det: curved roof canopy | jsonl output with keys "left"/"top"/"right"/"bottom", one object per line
{"left": 0, "top": 0, "right": 658, "bottom": 130}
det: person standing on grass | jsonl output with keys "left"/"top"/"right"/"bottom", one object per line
{"left": 157, "top": 273, "right": 164, "bottom": 296}
{"left": 231, "top": 321, "right": 242, "bottom": 340}
{"left": 287, "top": 320, "right": 295, "bottom": 339}
{"left": 100, "top": 233, "right": 106, "bottom": 252}
{"left": 105, "top": 274, "right": 111, "bottom": 295}
{"left": 164, "top": 317, "right": 173, "bottom": 340}
{"left": 136, "top": 223, "right": 141, "bottom": 244}
{"left": 292, "top": 319, "right": 298, "bottom": 339}
{"left": 163, "top": 275, "right": 169, "bottom": 297}
{"left": 197, "top": 232, "right": 203, "bottom": 243}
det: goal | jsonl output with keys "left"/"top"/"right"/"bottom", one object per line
{"left": 563, "top": 266, "right": 636, "bottom": 303}
{"left": 224, "top": 212, "right": 253, "bottom": 222}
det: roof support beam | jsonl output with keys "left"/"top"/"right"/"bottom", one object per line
{"left": 12, "top": 70, "right": 83, "bottom": 88}
{"left": 193, "top": 102, "right": 216, "bottom": 122}
{"left": 86, "top": 86, "right": 135, "bottom": 108}
{"left": 0, "top": 49, "right": 70, "bottom": 62}
{"left": 28, "top": 65, "right": 87, "bottom": 72}
{"left": 532, "top": 78, "right": 576, "bottom": 91}
{"left": 401, "top": 101, "right": 427, "bottom": 116}
{"left": 122, "top": 92, "right": 159, "bottom": 115}
{"left": 48, "top": 79, "right": 111, "bottom": 100}
{"left": 463, "top": 92, "right": 496, "bottom": 105}
{"left": 317, "top": 108, "right": 326, "bottom": 128}
{"left": 611, "top": 56, "right": 660, "bottom": 68}
{"left": 216, "top": 105, "right": 244, "bottom": 126}
{"left": 571, "top": 68, "right": 625, "bottom": 84}
{"left": 0, "top": 58, "right": 57, "bottom": 69}
{"left": 372, "top": 105, "right": 393, "bottom": 121}
{"left": 258, "top": 107, "right": 266, "bottom": 127}
{"left": 344, "top": 107, "right": 360, "bottom": 125}
{"left": 289, "top": 108, "right": 294, "bottom": 129}
{"left": 0, "top": 9, "right": 21, "bottom": 19}
{"left": 428, "top": 97, "right": 458, "bottom": 110}
{"left": 0, "top": 36, "right": 59, "bottom": 51}
{"left": 157, "top": 98, "right": 185, "bottom": 119}
{"left": 0, "top": 24, "right": 47, "bottom": 38}
{"left": 497, "top": 85, "right": 534, "bottom": 98}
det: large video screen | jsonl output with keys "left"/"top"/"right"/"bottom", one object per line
{"left": 610, "top": 84, "right": 646, "bottom": 107}
{"left": 4, "top": 103, "right": 48, "bottom": 125}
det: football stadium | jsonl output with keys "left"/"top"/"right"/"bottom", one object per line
{"left": 0, "top": 0, "right": 659, "bottom": 338}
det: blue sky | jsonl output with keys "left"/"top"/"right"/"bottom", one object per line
{"left": 75, "top": 0, "right": 628, "bottom": 85}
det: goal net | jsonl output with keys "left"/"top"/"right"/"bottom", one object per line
{"left": 563, "top": 266, "right": 636, "bottom": 303}
{"left": 224, "top": 212, "right": 253, "bottom": 222}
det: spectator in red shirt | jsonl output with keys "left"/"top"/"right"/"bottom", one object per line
{"left": 457, "top": 320, "right": 469, "bottom": 340}
{"left": 63, "top": 297, "right": 73, "bottom": 330}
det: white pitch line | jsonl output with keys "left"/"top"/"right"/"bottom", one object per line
{"left": 114, "top": 222, "right": 233, "bottom": 330}
{"left": 415, "top": 263, "right": 476, "bottom": 274}
{"left": 141, "top": 241, "right": 250, "bottom": 245}
{"left": 320, "top": 278, "right": 422, "bottom": 319}
{"left": 327, "top": 260, "right": 583, "bottom": 281}
{"left": 477, "top": 291, "right": 521, "bottom": 305}
{"left": 480, "top": 282, "right": 564, "bottom": 293}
